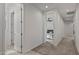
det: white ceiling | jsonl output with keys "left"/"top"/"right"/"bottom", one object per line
{"left": 31, "top": 3, "right": 77, "bottom": 22}
{"left": 31, "top": 3, "right": 76, "bottom": 11}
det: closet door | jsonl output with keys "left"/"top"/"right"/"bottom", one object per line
{"left": 14, "top": 4, "right": 23, "bottom": 53}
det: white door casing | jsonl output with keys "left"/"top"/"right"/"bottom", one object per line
{"left": 11, "top": 12, "right": 14, "bottom": 48}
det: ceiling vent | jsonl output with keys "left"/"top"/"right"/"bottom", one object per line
{"left": 67, "top": 11, "right": 75, "bottom": 15}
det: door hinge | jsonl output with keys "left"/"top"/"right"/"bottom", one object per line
{"left": 21, "top": 45, "right": 23, "bottom": 53}
{"left": 21, "top": 8, "right": 22, "bottom": 10}
{"left": 21, "top": 33, "right": 23, "bottom": 36}
{"left": 21, "top": 21, "right": 22, "bottom": 23}
{"left": 21, "top": 45, "right": 22, "bottom": 48}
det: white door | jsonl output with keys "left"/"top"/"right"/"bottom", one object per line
{"left": 14, "top": 5, "right": 23, "bottom": 53}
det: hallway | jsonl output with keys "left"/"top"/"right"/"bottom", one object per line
{"left": 32, "top": 36, "right": 76, "bottom": 55}
{"left": 1, "top": 3, "right": 79, "bottom": 55}
{"left": 5, "top": 35, "right": 77, "bottom": 55}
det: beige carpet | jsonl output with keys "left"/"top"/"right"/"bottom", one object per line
{"left": 32, "top": 38, "right": 76, "bottom": 55}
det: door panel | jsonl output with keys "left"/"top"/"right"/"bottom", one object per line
{"left": 14, "top": 5, "right": 22, "bottom": 53}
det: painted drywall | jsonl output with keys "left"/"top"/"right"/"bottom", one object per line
{"left": 5, "top": 3, "right": 22, "bottom": 52}
{"left": 44, "top": 10, "right": 64, "bottom": 46}
{"left": 0, "top": 4, "right": 5, "bottom": 54}
{"left": 74, "top": 5, "right": 79, "bottom": 53}
{"left": 23, "top": 4, "right": 43, "bottom": 53}
{"left": 64, "top": 22, "right": 73, "bottom": 37}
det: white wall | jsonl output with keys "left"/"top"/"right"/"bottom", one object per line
{"left": 0, "top": 4, "right": 5, "bottom": 55}
{"left": 23, "top": 4, "right": 43, "bottom": 53}
{"left": 74, "top": 5, "right": 79, "bottom": 53}
{"left": 64, "top": 22, "right": 73, "bottom": 37}
{"left": 44, "top": 10, "right": 64, "bottom": 46}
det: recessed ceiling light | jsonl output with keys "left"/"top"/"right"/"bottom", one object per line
{"left": 45, "top": 5, "right": 48, "bottom": 8}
